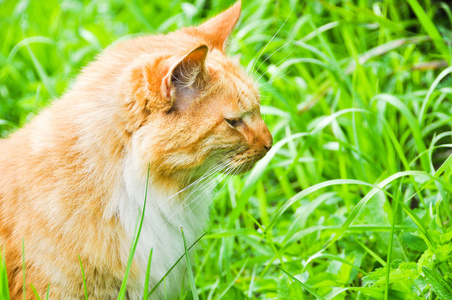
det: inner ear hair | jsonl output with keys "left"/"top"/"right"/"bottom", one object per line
{"left": 171, "top": 59, "right": 204, "bottom": 89}
{"left": 172, "top": 45, "right": 208, "bottom": 88}
{"left": 161, "top": 45, "right": 209, "bottom": 110}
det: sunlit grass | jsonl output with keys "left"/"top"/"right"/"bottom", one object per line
{"left": 1, "top": 0, "right": 452, "bottom": 299}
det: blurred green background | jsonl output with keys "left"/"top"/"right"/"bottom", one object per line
{"left": 1, "top": 0, "right": 452, "bottom": 299}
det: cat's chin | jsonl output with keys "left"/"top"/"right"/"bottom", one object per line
{"left": 220, "top": 149, "right": 268, "bottom": 175}
{"left": 221, "top": 158, "right": 260, "bottom": 175}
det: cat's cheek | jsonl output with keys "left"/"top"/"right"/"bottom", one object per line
{"left": 128, "top": 134, "right": 199, "bottom": 183}
{"left": 126, "top": 131, "right": 158, "bottom": 174}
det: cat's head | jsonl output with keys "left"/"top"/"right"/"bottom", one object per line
{"left": 118, "top": 1, "right": 272, "bottom": 183}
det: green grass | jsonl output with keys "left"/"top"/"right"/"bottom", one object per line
{"left": 0, "top": 250, "right": 10, "bottom": 299}
{"left": 1, "top": 0, "right": 452, "bottom": 299}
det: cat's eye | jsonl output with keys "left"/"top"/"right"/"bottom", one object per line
{"left": 225, "top": 118, "right": 243, "bottom": 127}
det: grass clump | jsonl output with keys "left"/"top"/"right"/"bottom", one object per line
{"left": 1, "top": 0, "right": 452, "bottom": 299}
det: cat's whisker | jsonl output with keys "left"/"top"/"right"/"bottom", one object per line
{"left": 184, "top": 177, "right": 232, "bottom": 219}
{"left": 177, "top": 162, "right": 225, "bottom": 194}
{"left": 176, "top": 160, "right": 234, "bottom": 211}
{"left": 179, "top": 165, "right": 236, "bottom": 220}
{"left": 146, "top": 161, "right": 225, "bottom": 210}
{"left": 166, "top": 175, "right": 220, "bottom": 224}
{"left": 249, "top": 7, "right": 294, "bottom": 78}
{"left": 253, "top": 38, "right": 295, "bottom": 82}
{"left": 178, "top": 171, "right": 220, "bottom": 206}
{"left": 255, "top": 48, "right": 294, "bottom": 85}
{"left": 176, "top": 159, "right": 227, "bottom": 192}
{"left": 169, "top": 165, "right": 222, "bottom": 201}
{"left": 258, "top": 70, "right": 291, "bottom": 88}
{"left": 162, "top": 179, "right": 215, "bottom": 224}
{"left": 162, "top": 160, "right": 230, "bottom": 221}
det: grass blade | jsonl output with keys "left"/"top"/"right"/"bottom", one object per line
{"left": 117, "top": 165, "right": 151, "bottom": 299}
{"left": 372, "top": 94, "right": 429, "bottom": 171}
{"left": 328, "top": 171, "right": 427, "bottom": 247}
{"left": 275, "top": 265, "right": 325, "bottom": 300}
{"left": 418, "top": 65, "right": 452, "bottom": 126}
{"left": 217, "top": 260, "right": 248, "bottom": 300}
{"left": 268, "top": 179, "right": 374, "bottom": 231}
{"left": 0, "top": 249, "right": 10, "bottom": 300}
{"left": 78, "top": 255, "right": 88, "bottom": 300}
{"left": 406, "top": 0, "right": 451, "bottom": 62}
{"left": 148, "top": 232, "right": 206, "bottom": 296}
{"left": 180, "top": 226, "right": 199, "bottom": 300}
{"left": 30, "top": 284, "right": 41, "bottom": 300}
{"left": 143, "top": 248, "right": 153, "bottom": 300}
{"left": 384, "top": 183, "right": 402, "bottom": 300}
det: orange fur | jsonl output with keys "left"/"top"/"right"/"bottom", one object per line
{"left": 0, "top": 1, "right": 272, "bottom": 298}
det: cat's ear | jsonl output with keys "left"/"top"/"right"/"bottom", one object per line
{"left": 196, "top": 1, "right": 241, "bottom": 51}
{"left": 161, "top": 45, "right": 208, "bottom": 110}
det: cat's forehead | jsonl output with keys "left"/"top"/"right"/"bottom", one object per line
{"left": 222, "top": 73, "right": 260, "bottom": 114}
{"left": 207, "top": 52, "right": 260, "bottom": 111}
{"left": 234, "top": 78, "right": 260, "bottom": 110}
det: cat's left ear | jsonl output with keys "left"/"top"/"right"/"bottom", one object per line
{"left": 196, "top": 1, "right": 241, "bottom": 52}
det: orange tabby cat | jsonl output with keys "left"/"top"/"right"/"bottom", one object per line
{"left": 0, "top": 1, "right": 272, "bottom": 298}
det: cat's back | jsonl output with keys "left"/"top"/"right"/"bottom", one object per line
{"left": 0, "top": 119, "right": 44, "bottom": 176}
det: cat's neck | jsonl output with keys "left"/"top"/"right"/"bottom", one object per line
{"left": 103, "top": 153, "right": 212, "bottom": 286}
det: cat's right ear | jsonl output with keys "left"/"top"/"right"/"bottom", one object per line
{"left": 161, "top": 45, "right": 209, "bottom": 111}
{"left": 196, "top": 1, "right": 241, "bottom": 52}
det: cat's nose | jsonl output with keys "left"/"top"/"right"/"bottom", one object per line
{"left": 261, "top": 125, "right": 273, "bottom": 152}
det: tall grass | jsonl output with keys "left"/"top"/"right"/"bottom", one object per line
{"left": 1, "top": 0, "right": 452, "bottom": 299}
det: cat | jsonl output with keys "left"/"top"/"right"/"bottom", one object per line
{"left": 0, "top": 1, "right": 272, "bottom": 299}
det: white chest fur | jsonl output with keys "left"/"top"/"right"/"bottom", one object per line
{"left": 111, "top": 160, "right": 213, "bottom": 299}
